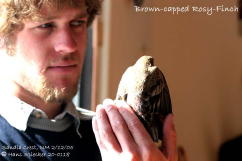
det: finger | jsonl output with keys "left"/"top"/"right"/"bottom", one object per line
{"left": 92, "top": 116, "right": 104, "bottom": 149}
{"left": 162, "top": 114, "right": 178, "bottom": 161}
{"left": 103, "top": 103, "right": 138, "bottom": 152}
{"left": 115, "top": 100, "right": 153, "bottom": 147}
{"left": 115, "top": 100, "right": 170, "bottom": 161}
{"left": 95, "top": 104, "right": 122, "bottom": 153}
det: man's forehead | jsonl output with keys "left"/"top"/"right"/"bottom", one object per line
{"left": 43, "top": 0, "right": 86, "bottom": 9}
{"left": 34, "top": 3, "right": 87, "bottom": 21}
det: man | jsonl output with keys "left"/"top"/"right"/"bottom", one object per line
{"left": 0, "top": 0, "right": 177, "bottom": 161}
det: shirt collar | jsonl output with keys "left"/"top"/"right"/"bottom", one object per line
{"left": 0, "top": 95, "right": 80, "bottom": 132}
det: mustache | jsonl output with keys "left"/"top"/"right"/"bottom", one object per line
{"left": 42, "top": 52, "right": 81, "bottom": 73}
{"left": 57, "top": 53, "right": 76, "bottom": 61}
{"left": 50, "top": 52, "right": 79, "bottom": 64}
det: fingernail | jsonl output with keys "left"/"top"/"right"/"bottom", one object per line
{"left": 114, "top": 100, "right": 129, "bottom": 108}
{"left": 96, "top": 104, "right": 103, "bottom": 111}
{"left": 114, "top": 100, "right": 123, "bottom": 107}
{"left": 103, "top": 98, "right": 114, "bottom": 105}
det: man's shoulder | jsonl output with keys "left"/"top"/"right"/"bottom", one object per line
{"left": 0, "top": 115, "right": 23, "bottom": 143}
{"left": 0, "top": 115, "right": 10, "bottom": 128}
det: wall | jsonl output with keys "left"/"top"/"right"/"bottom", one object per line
{"left": 95, "top": 0, "right": 242, "bottom": 161}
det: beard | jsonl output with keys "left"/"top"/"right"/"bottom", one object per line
{"left": 11, "top": 51, "right": 82, "bottom": 104}
{"left": 37, "top": 78, "right": 78, "bottom": 103}
{"left": 20, "top": 71, "right": 79, "bottom": 104}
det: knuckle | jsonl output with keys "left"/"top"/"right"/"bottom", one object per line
{"left": 112, "top": 120, "right": 125, "bottom": 131}
{"left": 100, "top": 126, "right": 113, "bottom": 138}
{"left": 105, "top": 104, "right": 116, "bottom": 113}
{"left": 128, "top": 118, "right": 141, "bottom": 130}
{"left": 96, "top": 108, "right": 106, "bottom": 119}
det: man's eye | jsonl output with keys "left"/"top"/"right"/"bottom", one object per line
{"left": 70, "top": 20, "right": 86, "bottom": 27}
{"left": 37, "top": 23, "right": 54, "bottom": 29}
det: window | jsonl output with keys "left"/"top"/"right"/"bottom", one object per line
{"left": 73, "top": 27, "right": 93, "bottom": 109}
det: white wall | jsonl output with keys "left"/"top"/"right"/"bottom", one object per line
{"left": 95, "top": 0, "right": 242, "bottom": 161}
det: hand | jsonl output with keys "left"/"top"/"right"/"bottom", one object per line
{"left": 92, "top": 99, "right": 178, "bottom": 161}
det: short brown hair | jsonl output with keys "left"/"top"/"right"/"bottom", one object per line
{"left": 0, "top": 0, "right": 102, "bottom": 53}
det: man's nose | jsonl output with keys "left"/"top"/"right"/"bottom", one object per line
{"left": 54, "top": 29, "right": 77, "bottom": 54}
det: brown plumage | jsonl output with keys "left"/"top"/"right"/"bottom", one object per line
{"left": 116, "top": 56, "right": 172, "bottom": 143}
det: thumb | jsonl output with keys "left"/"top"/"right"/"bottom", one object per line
{"left": 162, "top": 114, "right": 178, "bottom": 161}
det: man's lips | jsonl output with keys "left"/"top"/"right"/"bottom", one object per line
{"left": 47, "top": 64, "right": 78, "bottom": 73}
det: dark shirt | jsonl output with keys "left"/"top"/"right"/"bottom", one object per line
{"left": 0, "top": 116, "right": 101, "bottom": 161}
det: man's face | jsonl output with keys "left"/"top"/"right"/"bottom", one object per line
{"left": 10, "top": 5, "right": 88, "bottom": 103}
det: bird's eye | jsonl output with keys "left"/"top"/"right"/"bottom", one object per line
{"left": 124, "top": 94, "right": 128, "bottom": 101}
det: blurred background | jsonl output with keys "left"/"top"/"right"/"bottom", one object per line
{"left": 76, "top": 0, "right": 242, "bottom": 161}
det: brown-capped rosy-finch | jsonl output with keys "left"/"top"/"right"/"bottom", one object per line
{"left": 116, "top": 56, "right": 172, "bottom": 146}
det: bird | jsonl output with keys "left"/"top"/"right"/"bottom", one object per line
{"left": 116, "top": 56, "right": 172, "bottom": 145}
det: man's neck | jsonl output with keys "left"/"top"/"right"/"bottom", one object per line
{"left": 8, "top": 80, "right": 64, "bottom": 119}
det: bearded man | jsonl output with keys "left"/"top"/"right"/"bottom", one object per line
{"left": 0, "top": 0, "right": 177, "bottom": 161}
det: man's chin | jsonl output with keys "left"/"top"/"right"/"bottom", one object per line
{"left": 39, "top": 86, "right": 77, "bottom": 103}
{"left": 28, "top": 74, "right": 80, "bottom": 103}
